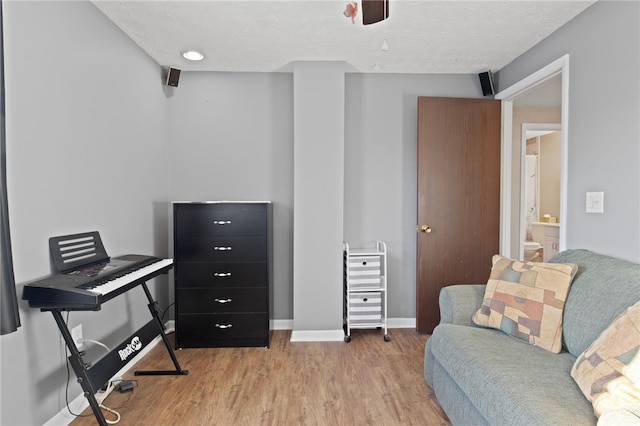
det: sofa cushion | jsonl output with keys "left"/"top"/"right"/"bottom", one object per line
{"left": 429, "top": 323, "right": 595, "bottom": 425}
{"left": 549, "top": 249, "right": 640, "bottom": 357}
{"left": 472, "top": 255, "right": 577, "bottom": 353}
{"left": 571, "top": 300, "right": 640, "bottom": 417}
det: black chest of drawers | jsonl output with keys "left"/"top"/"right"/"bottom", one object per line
{"left": 173, "top": 202, "right": 273, "bottom": 348}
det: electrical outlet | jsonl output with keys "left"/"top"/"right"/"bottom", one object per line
{"left": 71, "top": 324, "right": 84, "bottom": 351}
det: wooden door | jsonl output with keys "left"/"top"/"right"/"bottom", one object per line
{"left": 416, "top": 97, "right": 501, "bottom": 334}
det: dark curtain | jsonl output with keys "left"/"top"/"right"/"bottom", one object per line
{"left": 0, "top": 0, "right": 20, "bottom": 335}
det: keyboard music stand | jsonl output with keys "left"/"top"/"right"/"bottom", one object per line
{"left": 41, "top": 232, "right": 188, "bottom": 426}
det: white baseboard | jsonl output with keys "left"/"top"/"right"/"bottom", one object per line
{"left": 289, "top": 329, "right": 345, "bottom": 342}
{"left": 165, "top": 320, "right": 175, "bottom": 331}
{"left": 44, "top": 322, "right": 175, "bottom": 426}
{"left": 271, "top": 319, "right": 293, "bottom": 330}
{"left": 287, "top": 318, "right": 416, "bottom": 342}
{"left": 273, "top": 318, "right": 415, "bottom": 332}
{"left": 387, "top": 318, "right": 416, "bottom": 328}
{"left": 43, "top": 393, "right": 89, "bottom": 426}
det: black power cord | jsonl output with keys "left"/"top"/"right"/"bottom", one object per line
{"left": 161, "top": 302, "right": 175, "bottom": 323}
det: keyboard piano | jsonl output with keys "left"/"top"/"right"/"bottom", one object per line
{"left": 22, "top": 254, "right": 173, "bottom": 310}
{"left": 22, "top": 232, "right": 186, "bottom": 426}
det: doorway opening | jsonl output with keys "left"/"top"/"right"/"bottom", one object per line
{"left": 495, "top": 55, "right": 569, "bottom": 260}
{"left": 521, "top": 124, "right": 561, "bottom": 262}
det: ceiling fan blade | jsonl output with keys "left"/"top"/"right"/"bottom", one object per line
{"left": 362, "top": 0, "right": 389, "bottom": 25}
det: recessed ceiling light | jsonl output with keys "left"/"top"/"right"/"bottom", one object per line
{"left": 182, "top": 50, "right": 204, "bottom": 61}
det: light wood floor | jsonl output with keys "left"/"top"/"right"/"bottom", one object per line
{"left": 70, "top": 329, "right": 450, "bottom": 426}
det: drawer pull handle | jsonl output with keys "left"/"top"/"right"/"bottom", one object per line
{"left": 215, "top": 323, "right": 233, "bottom": 329}
{"left": 214, "top": 298, "right": 232, "bottom": 304}
{"left": 214, "top": 272, "right": 232, "bottom": 277}
{"left": 213, "top": 220, "right": 231, "bottom": 225}
{"left": 214, "top": 246, "right": 232, "bottom": 251}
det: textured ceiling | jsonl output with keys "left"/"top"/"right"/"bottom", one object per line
{"left": 92, "top": 0, "right": 595, "bottom": 74}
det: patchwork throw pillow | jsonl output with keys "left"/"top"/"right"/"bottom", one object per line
{"left": 472, "top": 255, "right": 577, "bottom": 353}
{"left": 571, "top": 300, "right": 640, "bottom": 417}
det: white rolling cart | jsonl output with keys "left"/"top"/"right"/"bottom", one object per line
{"left": 343, "top": 241, "right": 389, "bottom": 342}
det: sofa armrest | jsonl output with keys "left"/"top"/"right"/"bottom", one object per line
{"left": 439, "top": 284, "right": 486, "bottom": 327}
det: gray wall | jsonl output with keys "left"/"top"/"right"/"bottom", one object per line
{"left": 166, "top": 71, "right": 295, "bottom": 320}
{"left": 4, "top": 0, "right": 637, "bottom": 424}
{"left": 343, "top": 73, "right": 483, "bottom": 317}
{"left": 168, "top": 72, "right": 481, "bottom": 322}
{"left": 2, "top": 1, "right": 171, "bottom": 424}
{"left": 497, "top": 0, "right": 640, "bottom": 262}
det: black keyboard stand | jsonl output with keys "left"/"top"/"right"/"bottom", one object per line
{"left": 48, "top": 281, "right": 188, "bottom": 426}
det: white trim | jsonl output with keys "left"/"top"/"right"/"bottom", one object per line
{"left": 44, "top": 323, "right": 174, "bottom": 426}
{"left": 289, "top": 329, "right": 345, "bottom": 342}
{"left": 387, "top": 317, "right": 416, "bottom": 328}
{"left": 559, "top": 62, "right": 570, "bottom": 252}
{"left": 495, "top": 54, "right": 570, "bottom": 258}
{"left": 43, "top": 393, "right": 88, "bottom": 426}
{"left": 495, "top": 55, "right": 567, "bottom": 101}
{"left": 274, "top": 318, "right": 416, "bottom": 332}
{"left": 287, "top": 318, "right": 418, "bottom": 341}
{"left": 272, "top": 319, "right": 294, "bottom": 330}
{"left": 500, "top": 102, "right": 514, "bottom": 256}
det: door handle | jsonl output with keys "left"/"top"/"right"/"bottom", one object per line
{"left": 420, "top": 225, "right": 432, "bottom": 233}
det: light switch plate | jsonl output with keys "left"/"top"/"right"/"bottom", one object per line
{"left": 586, "top": 192, "right": 604, "bottom": 213}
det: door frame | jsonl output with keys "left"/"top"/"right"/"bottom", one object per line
{"left": 495, "top": 54, "right": 570, "bottom": 258}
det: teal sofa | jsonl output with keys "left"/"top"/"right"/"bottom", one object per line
{"left": 424, "top": 249, "right": 640, "bottom": 425}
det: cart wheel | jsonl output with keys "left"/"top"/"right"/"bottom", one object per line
{"left": 384, "top": 335, "right": 391, "bottom": 342}
{"left": 344, "top": 335, "right": 351, "bottom": 343}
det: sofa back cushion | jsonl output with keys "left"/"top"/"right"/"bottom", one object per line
{"left": 549, "top": 249, "right": 640, "bottom": 357}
